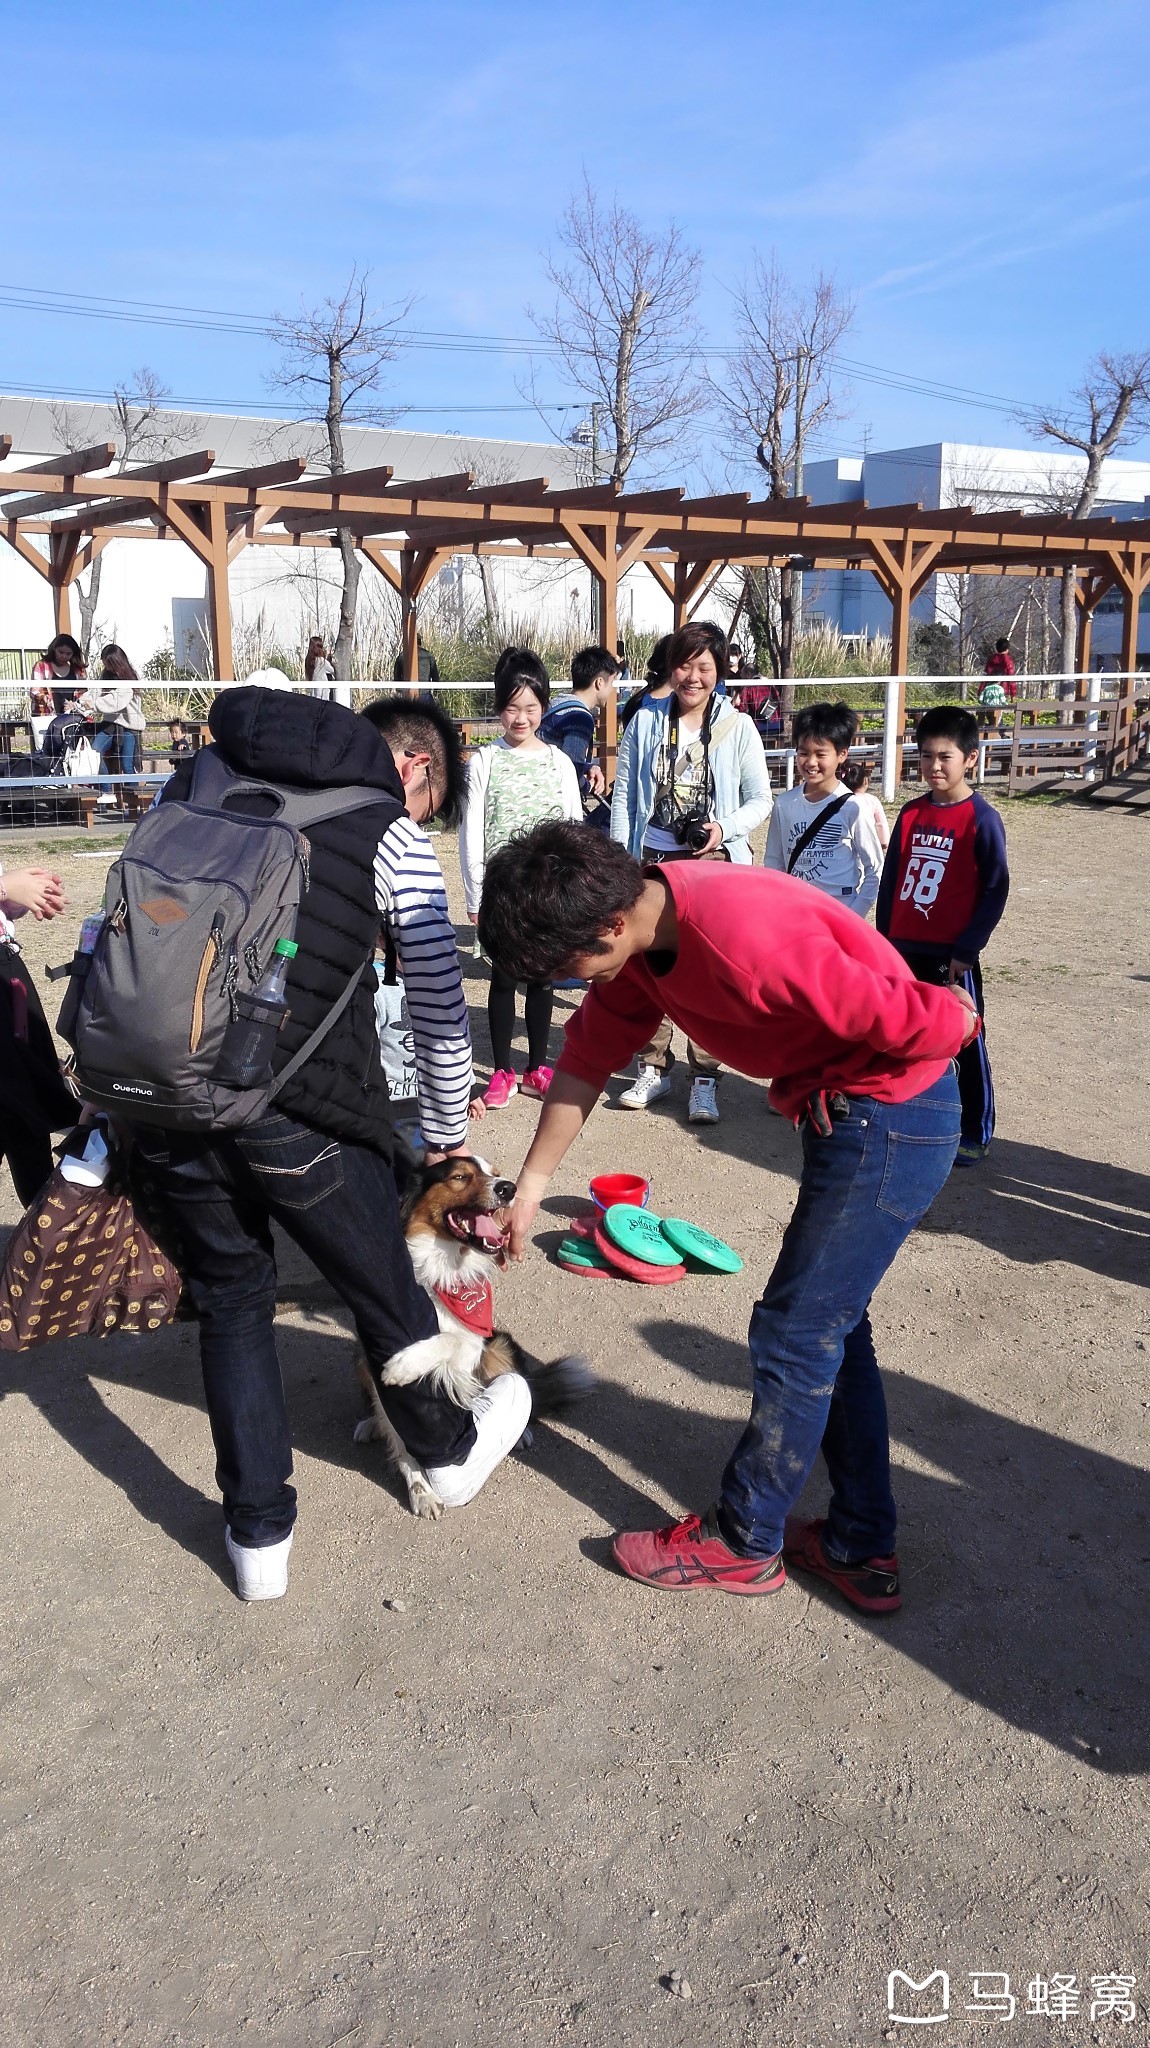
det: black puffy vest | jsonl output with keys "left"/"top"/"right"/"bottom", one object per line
{"left": 183, "top": 688, "right": 405, "bottom": 1154}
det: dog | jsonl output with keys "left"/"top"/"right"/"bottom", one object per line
{"left": 353, "top": 1155, "right": 593, "bottom": 1518}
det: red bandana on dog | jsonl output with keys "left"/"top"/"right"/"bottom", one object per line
{"left": 434, "top": 1275, "right": 495, "bottom": 1338}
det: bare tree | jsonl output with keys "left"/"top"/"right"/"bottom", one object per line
{"left": 527, "top": 179, "right": 704, "bottom": 486}
{"left": 268, "top": 270, "right": 409, "bottom": 678}
{"left": 1020, "top": 351, "right": 1150, "bottom": 678}
{"left": 50, "top": 368, "right": 186, "bottom": 660}
{"left": 710, "top": 258, "right": 854, "bottom": 696}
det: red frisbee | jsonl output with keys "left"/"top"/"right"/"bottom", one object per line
{"left": 592, "top": 1221, "right": 686, "bottom": 1285}
{"left": 558, "top": 1246, "right": 615, "bottom": 1279}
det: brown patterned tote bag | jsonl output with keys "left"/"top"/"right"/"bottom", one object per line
{"left": 0, "top": 1171, "right": 182, "bottom": 1351}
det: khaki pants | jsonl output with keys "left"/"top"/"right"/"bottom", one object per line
{"left": 639, "top": 1015, "right": 720, "bottom": 1078}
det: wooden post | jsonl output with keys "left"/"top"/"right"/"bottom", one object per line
{"left": 1117, "top": 552, "right": 1146, "bottom": 771}
{"left": 672, "top": 559, "right": 689, "bottom": 630}
{"left": 400, "top": 549, "right": 419, "bottom": 684}
{"left": 205, "top": 499, "right": 234, "bottom": 681}
{"left": 888, "top": 576, "right": 912, "bottom": 785}
{"left": 595, "top": 534, "right": 619, "bottom": 779}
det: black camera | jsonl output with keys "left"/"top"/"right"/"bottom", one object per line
{"left": 672, "top": 810, "right": 713, "bottom": 852}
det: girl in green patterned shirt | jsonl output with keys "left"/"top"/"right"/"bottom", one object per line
{"left": 461, "top": 656, "right": 583, "bottom": 1108}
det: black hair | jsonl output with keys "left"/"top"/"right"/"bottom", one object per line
{"left": 478, "top": 819, "right": 646, "bottom": 982}
{"left": 493, "top": 660, "right": 550, "bottom": 714}
{"left": 665, "top": 618, "right": 728, "bottom": 681}
{"left": 995, "top": 637, "right": 1010, "bottom": 653}
{"left": 645, "top": 635, "right": 672, "bottom": 686}
{"left": 915, "top": 705, "right": 980, "bottom": 754}
{"left": 99, "top": 643, "right": 137, "bottom": 681}
{"left": 840, "top": 758, "right": 874, "bottom": 793}
{"left": 492, "top": 646, "right": 548, "bottom": 692}
{"left": 570, "top": 645, "right": 619, "bottom": 692}
{"left": 792, "top": 700, "right": 856, "bottom": 752}
{"left": 361, "top": 693, "right": 468, "bottom": 827}
{"left": 45, "top": 633, "right": 83, "bottom": 671}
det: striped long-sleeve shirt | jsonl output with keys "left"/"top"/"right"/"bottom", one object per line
{"left": 373, "top": 815, "right": 474, "bottom": 1149}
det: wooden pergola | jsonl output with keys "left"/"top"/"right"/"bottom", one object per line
{"left": 3, "top": 435, "right": 1148, "bottom": 757}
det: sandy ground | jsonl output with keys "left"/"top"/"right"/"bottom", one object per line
{"left": 0, "top": 795, "right": 1147, "bottom": 2048}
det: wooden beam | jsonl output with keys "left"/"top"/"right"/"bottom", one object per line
{"left": 120, "top": 450, "right": 216, "bottom": 485}
{"left": 0, "top": 522, "right": 52, "bottom": 579}
{"left": 357, "top": 539, "right": 402, "bottom": 592}
{"left": 226, "top": 504, "right": 275, "bottom": 563}
{"left": 13, "top": 442, "right": 115, "bottom": 479}
{"left": 644, "top": 557, "right": 675, "bottom": 603}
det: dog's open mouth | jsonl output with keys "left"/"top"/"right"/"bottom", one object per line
{"left": 446, "top": 1209, "right": 508, "bottom": 1255}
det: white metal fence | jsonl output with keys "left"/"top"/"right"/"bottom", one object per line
{"left": 0, "top": 672, "right": 1142, "bottom": 831}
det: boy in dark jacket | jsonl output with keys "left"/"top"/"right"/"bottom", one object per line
{"left": 877, "top": 705, "right": 1009, "bottom": 1163}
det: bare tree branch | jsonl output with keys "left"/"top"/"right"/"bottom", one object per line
{"left": 708, "top": 256, "right": 853, "bottom": 687}
{"left": 527, "top": 178, "right": 705, "bottom": 485}
{"left": 1018, "top": 349, "right": 1150, "bottom": 675}
{"left": 267, "top": 269, "right": 411, "bottom": 677}
{"left": 49, "top": 368, "right": 188, "bottom": 660}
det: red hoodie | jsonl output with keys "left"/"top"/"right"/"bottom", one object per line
{"left": 556, "top": 863, "right": 968, "bottom": 1122}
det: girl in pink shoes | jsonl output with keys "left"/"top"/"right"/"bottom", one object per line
{"left": 462, "top": 652, "right": 583, "bottom": 1108}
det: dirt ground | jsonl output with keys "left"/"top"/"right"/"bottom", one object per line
{"left": 0, "top": 795, "right": 1147, "bottom": 2048}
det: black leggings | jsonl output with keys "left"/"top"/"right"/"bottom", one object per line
{"left": 488, "top": 969, "right": 553, "bottom": 1073}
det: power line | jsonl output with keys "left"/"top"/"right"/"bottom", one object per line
{"left": 0, "top": 280, "right": 1047, "bottom": 420}
{"left": 0, "top": 374, "right": 579, "bottom": 420}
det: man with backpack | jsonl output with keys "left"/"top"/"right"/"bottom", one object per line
{"left": 69, "top": 688, "right": 526, "bottom": 1601}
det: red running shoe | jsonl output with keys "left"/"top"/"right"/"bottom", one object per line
{"left": 782, "top": 1516, "right": 901, "bottom": 1614}
{"left": 612, "top": 1506, "right": 785, "bottom": 1596}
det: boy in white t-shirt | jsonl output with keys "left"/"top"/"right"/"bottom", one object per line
{"left": 764, "top": 702, "right": 883, "bottom": 916}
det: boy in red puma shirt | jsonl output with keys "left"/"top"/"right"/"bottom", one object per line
{"left": 478, "top": 823, "right": 978, "bottom": 1614}
{"left": 877, "top": 705, "right": 1009, "bottom": 1163}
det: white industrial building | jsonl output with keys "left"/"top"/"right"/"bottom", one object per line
{"left": 803, "top": 442, "right": 1150, "bottom": 661}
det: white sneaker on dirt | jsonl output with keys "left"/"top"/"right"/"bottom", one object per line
{"left": 425, "top": 1372, "right": 532, "bottom": 1508}
{"left": 619, "top": 1064, "right": 672, "bottom": 1110}
{"left": 688, "top": 1077, "right": 720, "bottom": 1125}
{"left": 225, "top": 1526, "right": 293, "bottom": 1601}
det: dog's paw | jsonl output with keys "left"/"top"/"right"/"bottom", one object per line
{"left": 353, "top": 1416, "right": 382, "bottom": 1444}
{"left": 407, "top": 1472, "right": 445, "bottom": 1521}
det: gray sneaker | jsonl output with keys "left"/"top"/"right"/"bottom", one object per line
{"left": 688, "top": 1077, "right": 720, "bottom": 1125}
{"left": 225, "top": 1526, "right": 293, "bottom": 1601}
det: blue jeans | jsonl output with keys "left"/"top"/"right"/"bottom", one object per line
{"left": 92, "top": 725, "right": 138, "bottom": 774}
{"left": 718, "top": 1070, "right": 961, "bottom": 1562}
{"left": 130, "top": 1113, "right": 475, "bottom": 1545}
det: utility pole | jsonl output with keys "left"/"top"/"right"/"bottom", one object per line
{"left": 792, "top": 345, "right": 809, "bottom": 642}
{"left": 590, "top": 402, "right": 604, "bottom": 484}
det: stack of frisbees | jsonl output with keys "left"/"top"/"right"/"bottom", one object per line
{"left": 557, "top": 1202, "right": 743, "bottom": 1285}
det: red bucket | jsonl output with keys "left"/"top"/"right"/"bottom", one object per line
{"left": 589, "top": 1172, "right": 650, "bottom": 1213}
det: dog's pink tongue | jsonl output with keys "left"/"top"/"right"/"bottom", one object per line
{"left": 473, "top": 1213, "right": 506, "bottom": 1245}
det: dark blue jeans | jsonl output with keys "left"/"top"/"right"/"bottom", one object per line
{"left": 92, "top": 725, "right": 138, "bottom": 774}
{"left": 718, "top": 1069, "right": 961, "bottom": 1563}
{"left": 130, "top": 1113, "right": 476, "bottom": 1545}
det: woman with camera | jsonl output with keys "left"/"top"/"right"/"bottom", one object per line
{"left": 610, "top": 619, "right": 772, "bottom": 1125}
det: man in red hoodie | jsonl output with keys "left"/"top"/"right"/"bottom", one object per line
{"left": 478, "top": 822, "right": 979, "bottom": 1614}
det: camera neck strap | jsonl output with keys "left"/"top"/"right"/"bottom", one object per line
{"left": 665, "top": 693, "right": 716, "bottom": 818}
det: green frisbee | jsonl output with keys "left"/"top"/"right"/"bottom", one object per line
{"left": 558, "top": 1235, "right": 612, "bottom": 1270}
{"left": 603, "top": 1203, "right": 683, "bottom": 1268}
{"left": 659, "top": 1217, "right": 744, "bottom": 1274}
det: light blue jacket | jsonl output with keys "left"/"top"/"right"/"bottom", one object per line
{"left": 610, "top": 698, "right": 773, "bottom": 864}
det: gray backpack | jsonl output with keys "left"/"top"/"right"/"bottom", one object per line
{"left": 58, "top": 747, "right": 392, "bottom": 1130}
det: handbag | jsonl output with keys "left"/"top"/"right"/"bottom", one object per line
{"left": 0, "top": 1164, "right": 182, "bottom": 1352}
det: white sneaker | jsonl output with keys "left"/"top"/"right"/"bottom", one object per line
{"left": 688, "top": 1077, "right": 720, "bottom": 1125}
{"left": 225, "top": 1526, "right": 294, "bottom": 1601}
{"left": 425, "top": 1372, "right": 532, "bottom": 1508}
{"left": 619, "top": 1064, "right": 672, "bottom": 1110}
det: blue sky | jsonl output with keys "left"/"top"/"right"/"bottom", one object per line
{"left": 3, "top": 0, "right": 1150, "bottom": 472}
